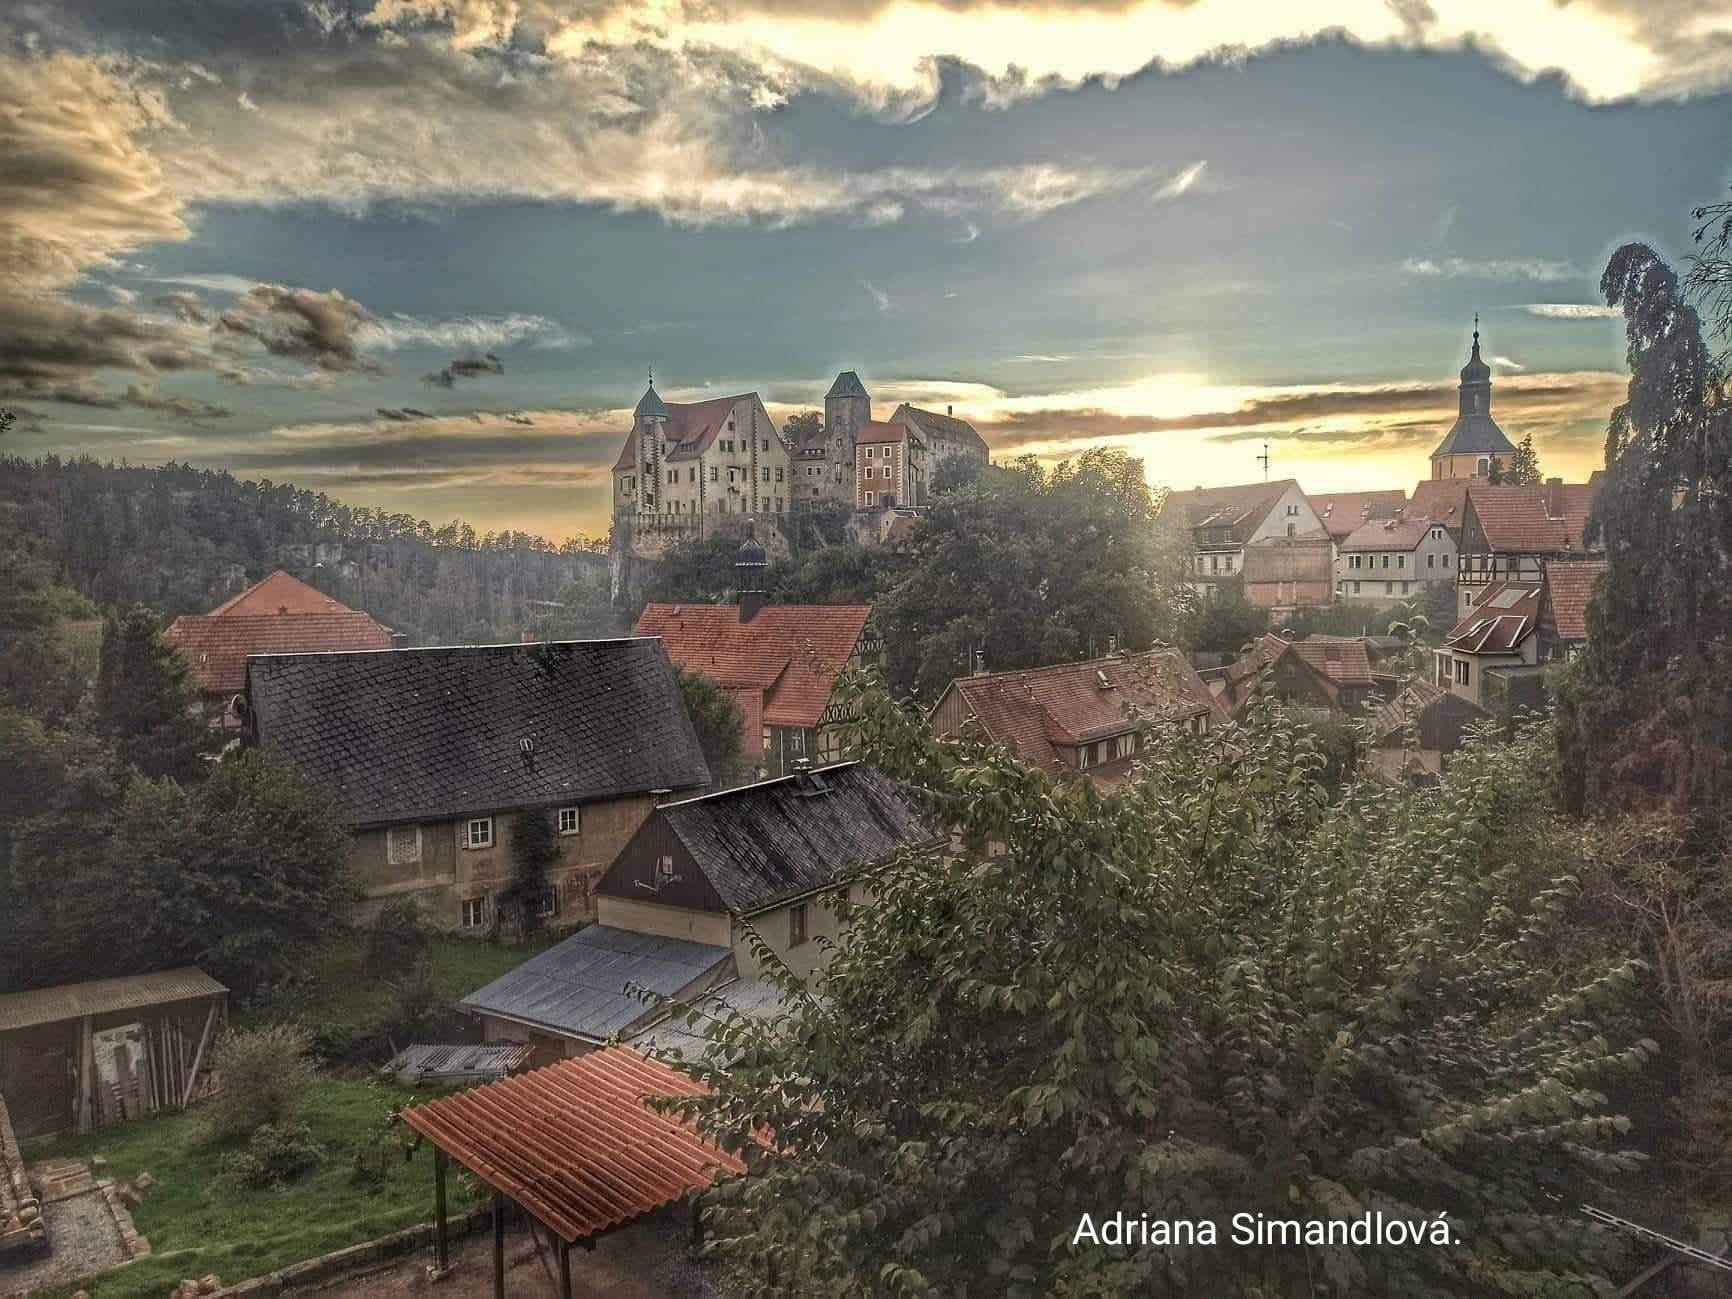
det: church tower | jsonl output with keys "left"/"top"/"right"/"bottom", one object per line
{"left": 824, "top": 370, "right": 871, "bottom": 497}
{"left": 1428, "top": 319, "right": 1516, "bottom": 480}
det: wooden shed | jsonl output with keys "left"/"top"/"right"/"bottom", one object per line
{"left": 0, "top": 968, "right": 227, "bottom": 1143}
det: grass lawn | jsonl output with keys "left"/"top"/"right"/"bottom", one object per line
{"left": 26, "top": 1076, "right": 479, "bottom": 1299}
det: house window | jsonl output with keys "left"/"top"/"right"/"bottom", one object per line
{"left": 1401, "top": 581, "right": 1410, "bottom": 594}
{"left": 1427, "top": 553, "right": 1435, "bottom": 569}
{"left": 1353, "top": 581, "right": 1361, "bottom": 594}
{"left": 787, "top": 729, "right": 806, "bottom": 755}
{"left": 461, "top": 897, "right": 487, "bottom": 928}
{"left": 557, "top": 806, "right": 580, "bottom": 836}
{"left": 1430, "top": 527, "right": 1444, "bottom": 540}
{"left": 762, "top": 468, "right": 771, "bottom": 482}
{"left": 1397, "top": 555, "right": 1405, "bottom": 569}
{"left": 727, "top": 419, "right": 735, "bottom": 431}
{"left": 464, "top": 817, "right": 494, "bottom": 850}
{"left": 1210, "top": 555, "right": 1219, "bottom": 573}
{"left": 775, "top": 496, "right": 784, "bottom": 512}
{"left": 1096, "top": 740, "right": 1110, "bottom": 763}
{"left": 386, "top": 825, "right": 421, "bottom": 866}
{"left": 1286, "top": 524, "right": 1296, "bottom": 537}
{"left": 1455, "top": 659, "right": 1471, "bottom": 685}
{"left": 762, "top": 438, "right": 770, "bottom": 452}
{"left": 1381, "top": 554, "right": 1391, "bottom": 569}
{"left": 1286, "top": 504, "right": 1299, "bottom": 515}
{"left": 789, "top": 903, "right": 808, "bottom": 947}
{"left": 1443, "top": 554, "right": 1451, "bottom": 568}
{"left": 1114, "top": 733, "right": 1134, "bottom": 759}
{"left": 710, "top": 466, "right": 718, "bottom": 482}
{"left": 1384, "top": 581, "right": 1393, "bottom": 595}
{"left": 537, "top": 889, "right": 560, "bottom": 919}
{"left": 864, "top": 491, "right": 875, "bottom": 506}
{"left": 775, "top": 467, "right": 784, "bottom": 482}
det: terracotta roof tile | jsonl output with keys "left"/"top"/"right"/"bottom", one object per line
{"left": 400, "top": 1048, "right": 747, "bottom": 1243}
{"left": 611, "top": 394, "right": 767, "bottom": 471}
{"left": 207, "top": 570, "right": 346, "bottom": 617}
{"left": 1165, "top": 479, "right": 1297, "bottom": 533}
{"left": 1465, "top": 481, "right": 1599, "bottom": 552}
{"left": 1263, "top": 634, "right": 1375, "bottom": 688}
{"left": 1543, "top": 559, "right": 1606, "bottom": 643}
{"left": 1445, "top": 581, "right": 1544, "bottom": 652}
{"left": 634, "top": 603, "right": 870, "bottom": 730}
{"left": 855, "top": 420, "right": 911, "bottom": 446}
{"left": 1408, "top": 479, "right": 1473, "bottom": 530}
{"left": 1308, "top": 490, "right": 1408, "bottom": 541}
{"left": 168, "top": 610, "right": 393, "bottom": 693}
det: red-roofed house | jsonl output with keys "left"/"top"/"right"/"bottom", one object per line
{"left": 1457, "top": 477, "right": 1601, "bottom": 617}
{"left": 1338, "top": 515, "right": 1457, "bottom": 601}
{"left": 1537, "top": 558, "right": 1606, "bottom": 663}
{"left": 633, "top": 540, "right": 874, "bottom": 778}
{"left": 1218, "top": 634, "right": 1378, "bottom": 718}
{"left": 1308, "top": 490, "right": 1408, "bottom": 544}
{"left": 929, "top": 650, "right": 1220, "bottom": 792}
{"left": 1436, "top": 579, "right": 1545, "bottom": 714}
{"left": 166, "top": 572, "right": 393, "bottom": 724}
{"left": 1164, "top": 479, "right": 1325, "bottom": 598}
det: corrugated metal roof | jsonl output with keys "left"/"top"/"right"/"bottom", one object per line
{"left": 460, "top": 925, "right": 732, "bottom": 1043}
{"left": 384, "top": 1043, "right": 534, "bottom": 1086}
{"left": 0, "top": 968, "right": 226, "bottom": 1033}
{"left": 401, "top": 1048, "right": 746, "bottom": 1243}
{"left": 631, "top": 977, "right": 797, "bottom": 1064}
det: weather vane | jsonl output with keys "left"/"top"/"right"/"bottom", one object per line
{"left": 1257, "top": 441, "right": 1271, "bottom": 482}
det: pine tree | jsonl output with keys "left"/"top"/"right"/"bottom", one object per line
{"left": 1505, "top": 432, "right": 1543, "bottom": 485}
{"left": 95, "top": 605, "right": 211, "bottom": 782}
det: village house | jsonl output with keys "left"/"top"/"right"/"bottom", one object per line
{"left": 1457, "top": 478, "right": 1601, "bottom": 615}
{"left": 854, "top": 418, "right": 929, "bottom": 510}
{"left": 929, "top": 649, "right": 1221, "bottom": 793}
{"left": 1536, "top": 558, "right": 1606, "bottom": 663}
{"left": 1242, "top": 534, "right": 1336, "bottom": 610}
{"left": 1435, "top": 579, "right": 1544, "bottom": 717}
{"left": 633, "top": 538, "right": 875, "bottom": 778}
{"left": 1165, "top": 479, "right": 1325, "bottom": 598}
{"left": 1309, "top": 490, "right": 1408, "bottom": 547}
{"left": 165, "top": 571, "right": 393, "bottom": 726}
{"left": 784, "top": 374, "right": 988, "bottom": 508}
{"left": 459, "top": 762, "right": 942, "bottom": 1063}
{"left": 1429, "top": 322, "right": 1517, "bottom": 480}
{"left": 1369, "top": 681, "right": 1493, "bottom": 780}
{"left": 1217, "top": 634, "right": 1378, "bottom": 719}
{"left": 1337, "top": 516, "right": 1458, "bottom": 601}
{"left": 242, "top": 640, "right": 710, "bottom": 932}
{"left": 1408, "top": 478, "right": 1473, "bottom": 541}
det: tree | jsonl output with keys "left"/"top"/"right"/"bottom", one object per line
{"left": 0, "top": 409, "right": 13, "bottom": 437}
{"left": 95, "top": 605, "right": 211, "bottom": 781}
{"left": 0, "top": 550, "right": 84, "bottom": 722}
{"left": 1504, "top": 432, "right": 1543, "bottom": 485}
{"left": 782, "top": 411, "right": 822, "bottom": 445}
{"left": 676, "top": 667, "right": 746, "bottom": 786}
{"left": 499, "top": 809, "right": 559, "bottom": 937}
{"left": 1187, "top": 580, "right": 1267, "bottom": 655}
{"left": 1555, "top": 242, "right": 1732, "bottom": 823}
{"left": 676, "top": 681, "right": 1651, "bottom": 1298}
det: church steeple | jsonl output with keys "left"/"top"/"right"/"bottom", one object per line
{"left": 1458, "top": 313, "right": 1491, "bottom": 412}
{"left": 1429, "top": 317, "right": 1516, "bottom": 480}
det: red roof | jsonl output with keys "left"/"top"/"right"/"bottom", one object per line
{"left": 612, "top": 394, "right": 765, "bottom": 471}
{"left": 1166, "top": 479, "right": 1297, "bottom": 532}
{"left": 207, "top": 570, "right": 345, "bottom": 617}
{"left": 1465, "top": 481, "right": 1599, "bottom": 552}
{"left": 1340, "top": 516, "right": 1435, "bottom": 552}
{"left": 1445, "top": 581, "right": 1544, "bottom": 653}
{"left": 1264, "top": 634, "right": 1375, "bottom": 688}
{"left": 400, "top": 1048, "right": 745, "bottom": 1244}
{"left": 167, "top": 610, "right": 393, "bottom": 693}
{"left": 1308, "top": 490, "right": 1407, "bottom": 541}
{"left": 938, "top": 651, "right": 1220, "bottom": 774}
{"left": 1408, "top": 479, "right": 1472, "bottom": 531}
{"left": 1542, "top": 559, "right": 1606, "bottom": 643}
{"left": 855, "top": 420, "right": 911, "bottom": 446}
{"left": 633, "top": 602, "right": 870, "bottom": 729}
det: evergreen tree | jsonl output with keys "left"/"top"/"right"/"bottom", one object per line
{"left": 1504, "top": 432, "right": 1543, "bottom": 485}
{"left": 95, "top": 605, "right": 211, "bottom": 782}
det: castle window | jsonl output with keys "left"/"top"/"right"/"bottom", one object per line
{"left": 864, "top": 491, "right": 875, "bottom": 506}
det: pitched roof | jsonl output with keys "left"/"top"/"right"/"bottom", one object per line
{"left": 826, "top": 370, "right": 870, "bottom": 400}
{"left": 1445, "top": 581, "right": 1544, "bottom": 653}
{"left": 612, "top": 393, "right": 764, "bottom": 470}
{"left": 630, "top": 762, "right": 944, "bottom": 915}
{"left": 207, "top": 570, "right": 342, "bottom": 617}
{"left": 1266, "top": 634, "right": 1375, "bottom": 688}
{"left": 855, "top": 419, "right": 912, "bottom": 446}
{"left": 1165, "top": 479, "right": 1296, "bottom": 534}
{"left": 400, "top": 1047, "right": 747, "bottom": 1244}
{"left": 1431, "top": 409, "right": 1516, "bottom": 458}
{"left": 1340, "top": 516, "right": 1435, "bottom": 552}
{"left": 459, "top": 925, "right": 732, "bottom": 1043}
{"left": 633, "top": 602, "right": 870, "bottom": 729}
{"left": 1466, "top": 481, "right": 1599, "bottom": 552}
{"left": 0, "top": 968, "right": 226, "bottom": 1033}
{"left": 1542, "top": 558, "right": 1606, "bottom": 643}
{"left": 888, "top": 403, "right": 989, "bottom": 456}
{"left": 246, "top": 640, "right": 710, "bottom": 825}
{"left": 1308, "top": 490, "right": 1408, "bottom": 541}
{"left": 1371, "top": 681, "right": 1491, "bottom": 751}
{"left": 167, "top": 609, "right": 393, "bottom": 694}
{"left": 939, "top": 650, "right": 1220, "bottom": 772}
{"left": 1409, "top": 479, "right": 1473, "bottom": 530}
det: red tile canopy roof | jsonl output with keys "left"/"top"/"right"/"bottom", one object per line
{"left": 634, "top": 602, "right": 871, "bottom": 729}
{"left": 854, "top": 419, "right": 912, "bottom": 446}
{"left": 168, "top": 610, "right": 393, "bottom": 693}
{"left": 1263, "top": 634, "right": 1376, "bottom": 688}
{"left": 400, "top": 1048, "right": 745, "bottom": 1244}
{"left": 1340, "top": 516, "right": 1437, "bottom": 552}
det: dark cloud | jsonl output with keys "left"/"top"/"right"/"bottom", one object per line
{"left": 423, "top": 353, "right": 505, "bottom": 388}
{"left": 376, "top": 407, "right": 435, "bottom": 421}
{"left": 503, "top": 413, "right": 535, "bottom": 425}
{"left": 217, "top": 285, "right": 381, "bottom": 373}
{"left": 221, "top": 426, "right": 622, "bottom": 474}
{"left": 153, "top": 291, "right": 210, "bottom": 324}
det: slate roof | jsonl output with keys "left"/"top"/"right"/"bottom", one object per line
{"left": 1308, "top": 490, "right": 1408, "bottom": 542}
{"left": 1340, "top": 516, "right": 1436, "bottom": 552}
{"left": 1165, "top": 479, "right": 1297, "bottom": 537}
{"left": 633, "top": 602, "right": 870, "bottom": 730}
{"left": 1431, "top": 409, "right": 1515, "bottom": 458}
{"left": 936, "top": 650, "right": 1220, "bottom": 773}
{"left": 826, "top": 370, "right": 870, "bottom": 400}
{"left": 459, "top": 925, "right": 733, "bottom": 1043}
{"left": 0, "top": 968, "right": 226, "bottom": 1034}
{"left": 1542, "top": 559, "right": 1606, "bottom": 643}
{"left": 1465, "top": 482, "right": 1599, "bottom": 552}
{"left": 889, "top": 403, "right": 989, "bottom": 457}
{"left": 168, "top": 609, "right": 393, "bottom": 694}
{"left": 638, "top": 761, "right": 944, "bottom": 916}
{"left": 246, "top": 640, "right": 710, "bottom": 826}
{"left": 208, "top": 570, "right": 340, "bottom": 617}
{"left": 1445, "top": 582, "right": 1544, "bottom": 653}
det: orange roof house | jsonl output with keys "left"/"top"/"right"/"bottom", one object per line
{"left": 166, "top": 571, "right": 392, "bottom": 711}
{"left": 1218, "top": 634, "right": 1378, "bottom": 718}
{"left": 1309, "top": 490, "right": 1408, "bottom": 543}
{"left": 634, "top": 538, "right": 872, "bottom": 777}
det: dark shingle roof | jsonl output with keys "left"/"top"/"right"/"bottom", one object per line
{"left": 247, "top": 640, "right": 710, "bottom": 826}
{"left": 648, "top": 762, "right": 943, "bottom": 915}
{"left": 826, "top": 370, "right": 870, "bottom": 400}
{"left": 889, "top": 403, "right": 989, "bottom": 457}
{"left": 1431, "top": 410, "right": 1517, "bottom": 458}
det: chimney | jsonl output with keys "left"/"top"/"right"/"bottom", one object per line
{"left": 739, "top": 589, "right": 764, "bottom": 622}
{"left": 947, "top": 405, "right": 953, "bottom": 416}
{"left": 973, "top": 649, "right": 987, "bottom": 676}
{"left": 1107, "top": 635, "right": 1118, "bottom": 656}
{"left": 1545, "top": 476, "right": 1563, "bottom": 519}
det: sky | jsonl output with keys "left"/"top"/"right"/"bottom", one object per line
{"left": 5, "top": 0, "right": 1732, "bottom": 541}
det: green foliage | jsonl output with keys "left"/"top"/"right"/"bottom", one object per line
{"left": 205, "top": 1025, "right": 318, "bottom": 1143}
{"left": 362, "top": 898, "right": 433, "bottom": 979}
{"left": 769, "top": 543, "right": 895, "bottom": 605}
{"left": 1504, "top": 433, "right": 1543, "bottom": 486}
{"left": 931, "top": 453, "right": 985, "bottom": 495}
{"left": 639, "top": 535, "right": 754, "bottom": 605}
{"left": 782, "top": 410, "right": 822, "bottom": 444}
{"left": 676, "top": 667, "right": 747, "bottom": 785}
{"left": 879, "top": 450, "right": 1195, "bottom": 698}
{"left": 1188, "top": 581, "right": 1268, "bottom": 655}
{"left": 218, "top": 1121, "right": 324, "bottom": 1191}
{"left": 95, "top": 604, "right": 211, "bottom": 782}
{"left": 676, "top": 676, "right": 1650, "bottom": 1298}
{"left": 500, "top": 809, "right": 560, "bottom": 936}
{"left": 0, "top": 549, "right": 86, "bottom": 722}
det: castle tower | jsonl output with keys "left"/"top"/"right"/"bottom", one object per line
{"left": 824, "top": 370, "right": 871, "bottom": 496}
{"left": 632, "top": 375, "right": 669, "bottom": 514}
{"left": 1429, "top": 320, "right": 1516, "bottom": 480}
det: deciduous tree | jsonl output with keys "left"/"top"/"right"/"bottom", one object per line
{"left": 676, "top": 667, "right": 746, "bottom": 786}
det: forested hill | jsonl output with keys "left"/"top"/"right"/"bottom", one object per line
{"left": 0, "top": 456, "right": 608, "bottom": 645}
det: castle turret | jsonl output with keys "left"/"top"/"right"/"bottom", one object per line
{"left": 633, "top": 374, "right": 669, "bottom": 512}
{"left": 824, "top": 370, "right": 870, "bottom": 496}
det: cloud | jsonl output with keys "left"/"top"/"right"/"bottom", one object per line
{"left": 861, "top": 280, "right": 891, "bottom": 311}
{"left": 1522, "top": 302, "right": 1623, "bottom": 319}
{"left": 147, "top": 273, "right": 261, "bottom": 295}
{"left": 1401, "top": 256, "right": 1578, "bottom": 281}
{"left": 1154, "top": 160, "right": 1208, "bottom": 200}
{"left": 376, "top": 407, "right": 435, "bottom": 420}
{"left": 1491, "top": 355, "right": 1525, "bottom": 370}
{"left": 216, "top": 284, "right": 381, "bottom": 373}
{"left": 423, "top": 353, "right": 506, "bottom": 387}
{"left": 359, "top": 313, "right": 585, "bottom": 352}
{"left": 153, "top": 291, "right": 211, "bottom": 323}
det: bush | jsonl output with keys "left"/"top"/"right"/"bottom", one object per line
{"left": 363, "top": 898, "right": 432, "bottom": 978}
{"left": 204, "top": 1024, "right": 317, "bottom": 1142}
{"left": 218, "top": 1121, "right": 323, "bottom": 1190}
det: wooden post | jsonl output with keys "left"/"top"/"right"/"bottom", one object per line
{"left": 433, "top": 1149, "right": 450, "bottom": 1273}
{"left": 181, "top": 1001, "right": 218, "bottom": 1110}
{"left": 77, "top": 1016, "right": 94, "bottom": 1134}
{"left": 558, "top": 1240, "right": 572, "bottom": 1299}
{"left": 493, "top": 1192, "right": 506, "bottom": 1299}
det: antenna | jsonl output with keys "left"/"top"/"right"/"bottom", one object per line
{"left": 1256, "top": 441, "right": 1271, "bottom": 482}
